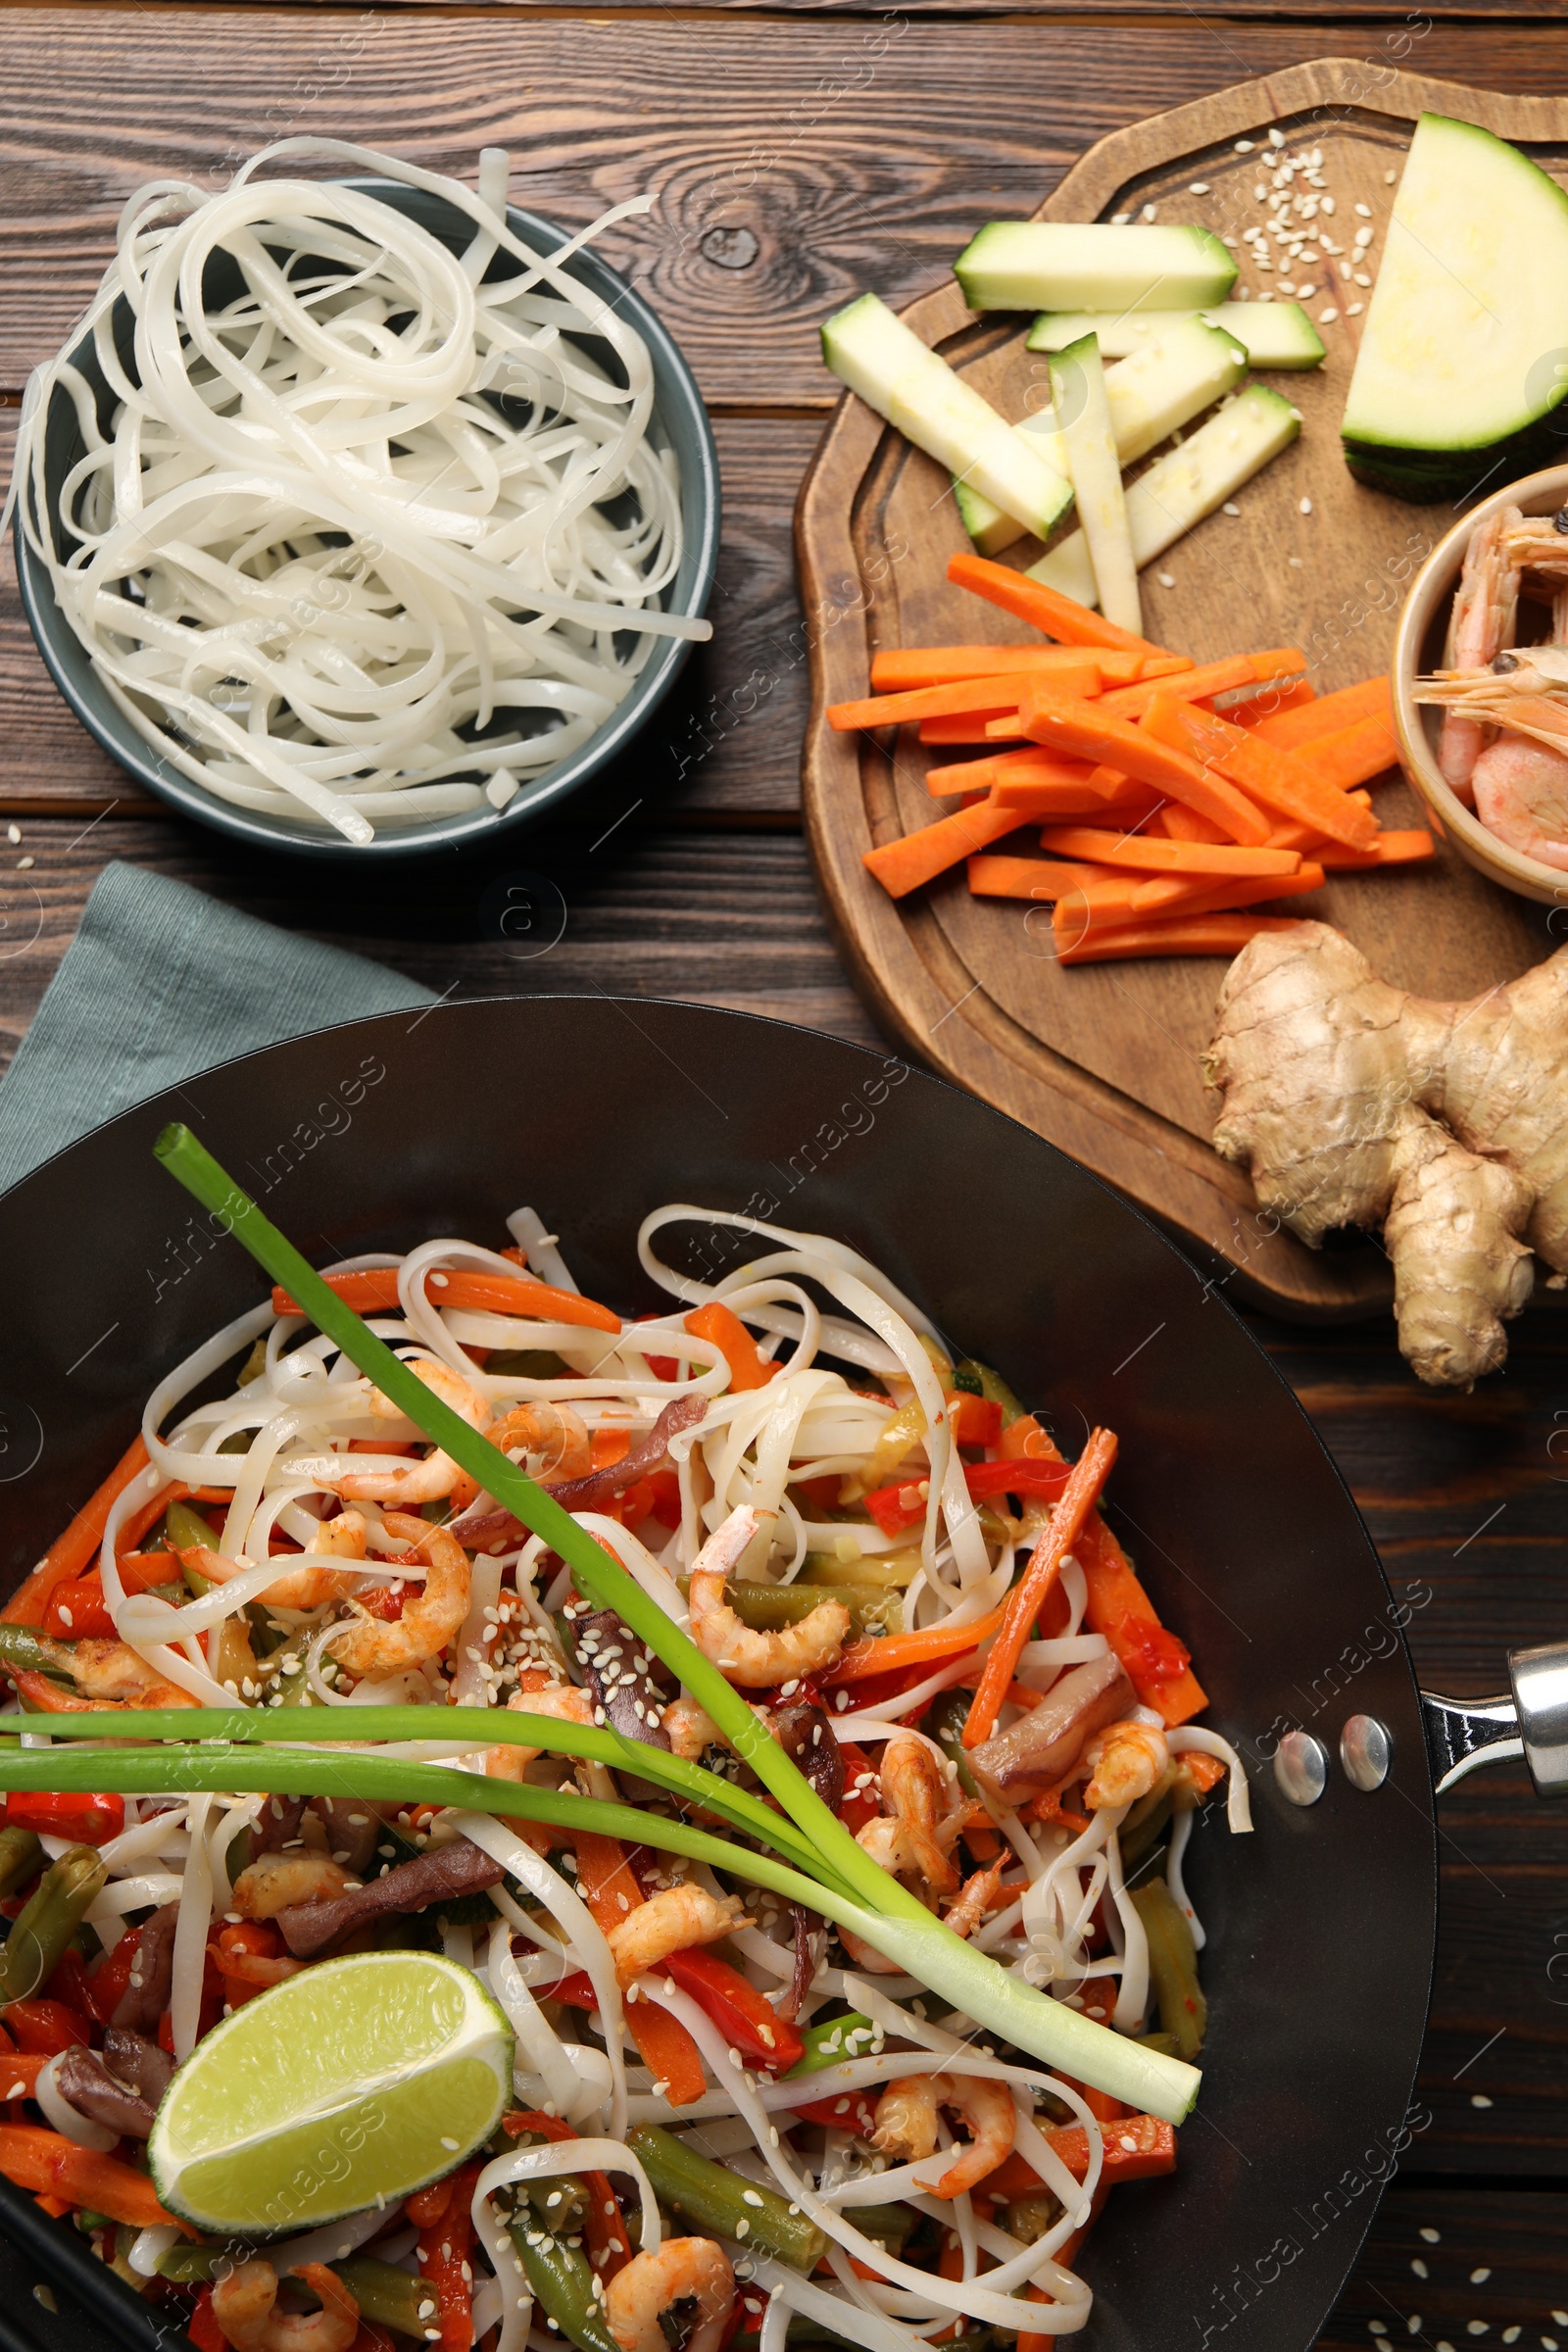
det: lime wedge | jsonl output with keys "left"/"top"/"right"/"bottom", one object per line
{"left": 148, "top": 1951, "right": 514, "bottom": 2232}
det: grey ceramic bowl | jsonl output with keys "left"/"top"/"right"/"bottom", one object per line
{"left": 14, "top": 178, "right": 720, "bottom": 862}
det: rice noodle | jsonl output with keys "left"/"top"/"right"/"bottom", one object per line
{"left": 11, "top": 142, "right": 711, "bottom": 843}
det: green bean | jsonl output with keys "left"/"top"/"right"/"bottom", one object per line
{"left": 0, "top": 1826, "right": 43, "bottom": 1901}
{"left": 922, "top": 1689, "right": 982, "bottom": 1801}
{"left": 1118, "top": 1777, "right": 1176, "bottom": 1872}
{"left": 165, "top": 1500, "right": 219, "bottom": 1594}
{"left": 853, "top": 2203, "right": 914, "bottom": 2253}
{"left": 1005, "top": 2193, "right": 1062, "bottom": 2246}
{"left": 333, "top": 2255, "right": 441, "bottom": 2335}
{"left": 785, "top": 2010, "right": 882, "bottom": 2076}
{"left": 0, "top": 1845, "right": 106, "bottom": 2003}
{"left": 0, "top": 1626, "right": 61, "bottom": 1679}
{"left": 626, "top": 2126, "right": 826, "bottom": 2270}
{"left": 507, "top": 2213, "right": 620, "bottom": 2352}
{"left": 155, "top": 2245, "right": 219, "bottom": 2283}
{"left": 1131, "top": 1879, "right": 1206, "bottom": 2062}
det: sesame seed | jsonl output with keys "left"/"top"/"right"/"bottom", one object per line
{"left": 1189, "top": 182, "right": 1210, "bottom": 195}
{"left": 1142, "top": 204, "right": 1157, "bottom": 222}
{"left": 1420, "top": 2230, "right": 1441, "bottom": 2244}
{"left": 1347, "top": 302, "right": 1364, "bottom": 316}
{"left": 1320, "top": 196, "right": 1336, "bottom": 215}
{"left": 4, "top": 826, "right": 17, "bottom": 845}
{"left": 1298, "top": 498, "right": 1313, "bottom": 515}
{"left": 1471, "top": 2092, "right": 1493, "bottom": 2108}
{"left": 17, "top": 858, "right": 33, "bottom": 871}
{"left": 1269, "top": 128, "right": 1285, "bottom": 147}
{"left": 1354, "top": 271, "right": 1373, "bottom": 287}
{"left": 441, "top": 2136, "right": 460, "bottom": 2150}
{"left": 1384, "top": 170, "right": 1397, "bottom": 184}
{"left": 1412, "top": 2260, "right": 1429, "bottom": 2278}
{"left": 1472, "top": 2272, "right": 1492, "bottom": 2286}
{"left": 1466, "top": 2328, "right": 1489, "bottom": 2341}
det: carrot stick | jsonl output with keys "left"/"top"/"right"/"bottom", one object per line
{"left": 272, "top": 1268, "right": 620, "bottom": 1334}
{"left": 1126, "top": 863, "right": 1328, "bottom": 918}
{"left": 1098, "top": 649, "right": 1306, "bottom": 723}
{"left": 963, "top": 1428, "right": 1118, "bottom": 1747}
{"left": 871, "top": 646, "right": 1152, "bottom": 691}
{"left": 1052, "top": 882, "right": 1156, "bottom": 940}
{"left": 1254, "top": 674, "right": 1391, "bottom": 748}
{"left": 684, "top": 1301, "right": 778, "bottom": 1392}
{"left": 949, "top": 783, "right": 1124, "bottom": 820}
{"left": 1303, "top": 713, "right": 1400, "bottom": 792}
{"left": 1228, "top": 677, "right": 1316, "bottom": 728}
{"left": 1150, "top": 801, "right": 1227, "bottom": 845}
{"left": 1313, "top": 830, "right": 1434, "bottom": 869}
{"left": 829, "top": 665, "right": 1100, "bottom": 731}
{"left": 833, "top": 1604, "right": 1006, "bottom": 1686}
{"left": 966, "top": 858, "right": 1108, "bottom": 901}
{"left": 1038, "top": 826, "right": 1301, "bottom": 878}
{"left": 2, "top": 1436, "right": 151, "bottom": 1625}
{"left": 0, "top": 2127, "right": 185, "bottom": 2230}
{"left": 570, "top": 1836, "right": 707, "bottom": 2105}
{"left": 1054, "top": 913, "right": 1302, "bottom": 964}
{"left": 1015, "top": 691, "right": 1274, "bottom": 846}
{"left": 919, "top": 715, "right": 1026, "bottom": 747}
{"left": 927, "top": 749, "right": 1105, "bottom": 800}
{"left": 862, "top": 796, "right": 1025, "bottom": 898}
{"left": 947, "top": 552, "right": 1170, "bottom": 657}
{"left": 1138, "top": 694, "right": 1380, "bottom": 852}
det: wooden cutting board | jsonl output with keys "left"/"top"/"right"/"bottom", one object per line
{"left": 798, "top": 59, "right": 1568, "bottom": 1319}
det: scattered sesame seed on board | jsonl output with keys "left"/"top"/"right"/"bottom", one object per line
{"left": 1471, "top": 2092, "right": 1494, "bottom": 2107}
{"left": 1419, "top": 2230, "right": 1441, "bottom": 2243}
{"left": 1412, "top": 2259, "right": 1429, "bottom": 2278}
{"left": 1471, "top": 2271, "right": 1492, "bottom": 2285}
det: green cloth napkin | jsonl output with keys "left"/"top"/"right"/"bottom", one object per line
{"left": 0, "top": 862, "right": 433, "bottom": 1194}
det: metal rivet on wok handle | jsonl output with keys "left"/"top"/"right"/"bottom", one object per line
{"left": 1422, "top": 1640, "right": 1568, "bottom": 1798}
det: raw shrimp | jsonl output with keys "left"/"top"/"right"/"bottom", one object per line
{"left": 486, "top": 1400, "right": 592, "bottom": 1484}
{"left": 1082, "top": 1719, "right": 1169, "bottom": 1810}
{"left": 184, "top": 1510, "right": 370, "bottom": 1612}
{"left": 485, "top": 1681, "right": 595, "bottom": 1780}
{"left": 324, "top": 1515, "right": 469, "bottom": 1676}
{"left": 856, "top": 1733, "right": 959, "bottom": 1898}
{"left": 210, "top": 2260, "right": 360, "bottom": 2352}
{"left": 1437, "top": 507, "right": 1520, "bottom": 795}
{"left": 333, "top": 1359, "right": 490, "bottom": 1505}
{"left": 687, "top": 1506, "right": 850, "bottom": 1689}
{"left": 606, "top": 2238, "right": 736, "bottom": 2352}
{"left": 230, "top": 1854, "right": 353, "bottom": 1920}
{"left": 1472, "top": 734, "right": 1568, "bottom": 870}
{"left": 607, "top": 1885, "right": 750, "bottom": 1985}
{"left": 871, "top": 2071, "right": 1017, "bottom": 2198}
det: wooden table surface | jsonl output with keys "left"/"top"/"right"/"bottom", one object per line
{"left": 2, "top": 4, "right": 1567, "bottom": 2342}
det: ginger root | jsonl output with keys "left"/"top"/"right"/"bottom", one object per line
{"left": 1201, "top": 920, "right": 1568, "bottom": 1386}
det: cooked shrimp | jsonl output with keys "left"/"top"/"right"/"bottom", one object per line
{"left": 184, "top": 1511, "right": 369, "bottom": 1613}
{"left": 872, "top": 2072, "right": 1016, "bottom": 2197}
{"left": 607, "top": 1885, "right": 750, "bottom": 1986}
{"left": 332, "top": 1359, "right": 490, "bottom": 1505}
{"left": 870, "top": 2075, "right": 938, "bottom": 2163}
{"left": 1471, "top": 733, "right": 1568, "bottom": 871}
{"left": 1082, "top": 1718, "right": 1169, "bottom": 1810}
{"left": 231, "top": 1854, "right": 353, "bottom": 1921}
{"left": 324, "top": 1515, "right": 469, "bottom": 1676}
{"left": 1437, "top": 508, "right": 1520, "bottom": 795}
{"left": 15, "top": 1640, "right": 198, "bottom": 1711}
{"left": 856, "top": 1733, "right": 959, "bottom": 1898}
{"left": 487, "top": 1400, "right": 592, "bottom": 1484}
{"left": 942, "top": 1861, "right": 1004, "bottom": 1940}
{"left": 687, "top": 1506, "right": 850, "bottom": 1689}
{"left": 485, "top": 1681, "right": 595, "bottom": 1780}
{"left": 211, "top": 2261, "right": 359, "bottom": 2352}
{"left": 662, "top": 1696, "right": 723, "bottom": 1761}
{"left": 606, "top": 2238, "right": 735, "bottom": 2352}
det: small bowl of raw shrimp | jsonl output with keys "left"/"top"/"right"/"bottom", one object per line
{"left": 1395, "top": 464, "right": 1568, "bottom": 906}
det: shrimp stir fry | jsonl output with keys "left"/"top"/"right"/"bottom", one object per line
{"left": 0, "top": 1200, "right": 1243, "bottom": 2352}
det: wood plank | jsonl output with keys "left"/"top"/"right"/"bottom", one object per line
{"left": 1320, "top": 2188, "right": 1568, "bottom": 2348}
{"left": 4, "top": 15, "right": 1568, "bottom": 407}
{"left": 0, "top": 814, "right": 885, "bottom": 1077}
{"left": 0, "top": 414, "right": 822, "bottom": 819}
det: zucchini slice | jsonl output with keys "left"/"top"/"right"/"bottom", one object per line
{"left": 1049, "top": 334, "right": 1142, "bottom": 635}
{"left": 955, "top": 221, "right": 1236, "bottom": 316}
{"left": 1027, "top": 303, "right": 1326, "bottom": 370}
{"left": 1028, "top": 382, "right": 1300, "bottom": 608}
{"left": 821, "top": 292, "right": 1073, "bottom": 540}
{"left": 1342, "top": 112, "right": 1568, "bottom": 501}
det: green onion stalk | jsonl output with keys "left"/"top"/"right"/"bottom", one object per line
{"left": 124, "top": 1123, "right": 1200, "bottom": 2126}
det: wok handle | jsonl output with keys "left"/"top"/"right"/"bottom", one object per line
{"left": 1422, "top": 1641, "right": 1568, "bottom": 1797}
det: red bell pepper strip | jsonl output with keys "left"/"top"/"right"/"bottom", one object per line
{"left": 947, "top": 1393, "right": 1004, "bottom": 1448}
{"left": 836, "top": 1741, "right": 881, "bottom": 1835}
{"left": 506, "top": 2109, "right": 632, "bottom": 2283}
{"left": 1076, "top": 1515, "right": 1207, "bottom": 1726}
{"left": 408, "top": 2159, "right": 485, "bottom": 2352}
{"left": 187, "top": 2288, "right": 227, "bottom": 2352}
{"left": 662, "top": 1947, "right": 804, "bottom": 2074}
{"left": 962, "top": 1459, "right": 1072, "bottom": 1504}
{"left": 83, "top": 1929, "right": 141, "bottom": 2026}
{"left": 6, "top": 1791, "right": 124, "bottom": 1847}
{"left": 985, "top": 2114, "right": 1176, "bottom": 2202}
{"left": 2, "top": 2000, "right": 90, "bottom": 2055}
{"left": 862, "top": 1478, "right": 929, "bottom": 1539}
{"left": 792, "top": 2089, "right": 879, "bottom": 2137}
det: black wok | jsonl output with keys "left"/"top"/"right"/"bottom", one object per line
{"left": 0, "top": 996, "right": 1512, "bottom": 2352}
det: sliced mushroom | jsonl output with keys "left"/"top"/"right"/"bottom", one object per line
{"left": 314, "top": 1797, "right": 382, "bottom": 1877}
{"left": 454, "top": 1394, "right": 706, "bottom": 1550}
{"left": 102, "top": 2025, "right": 175, "bottom": 2108}
{"left": 967, "top": 1653, "right": 1137, "bottom": 1804}
{"left": 771, "top": 1699, "right": 845, "bottom": 1812}
{"left": 275, "top": 1835, "right": 504, "bottom": 1960}
{"left": 51, "top": 2045, "right": 158, "bottom": 2140}
{"left": 110, "top": 1903, "right": 178, "bottom": 2034}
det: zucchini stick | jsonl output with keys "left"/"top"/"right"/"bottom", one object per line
{"left": 1048, "top": 335, "right": 1142, "bottom": 637}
